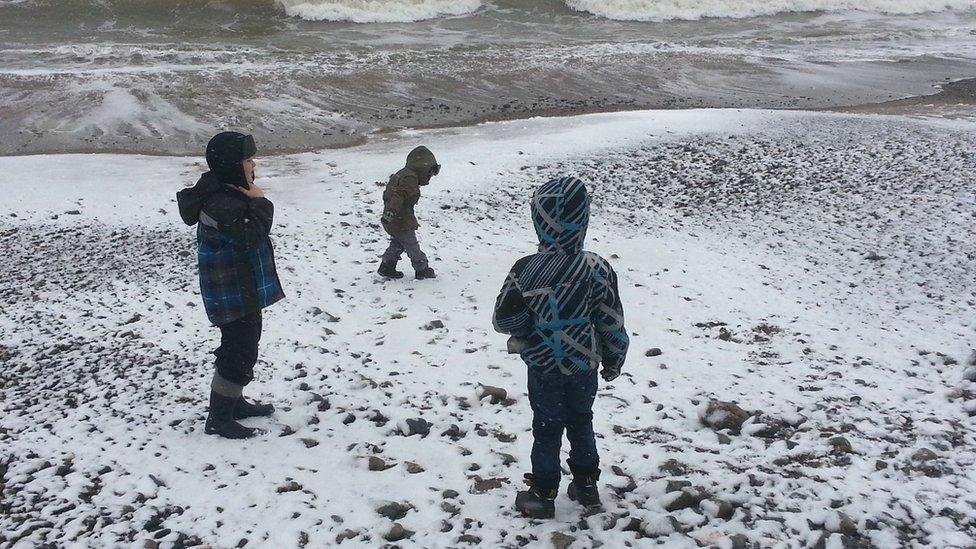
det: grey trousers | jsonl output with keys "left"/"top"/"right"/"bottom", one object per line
{"left": 381, "top": 230, "right": 428, "bottom": 270}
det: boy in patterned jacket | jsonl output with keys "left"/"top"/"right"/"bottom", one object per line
{"left": 493, "top": 176, "right": 629, "bottom": 518}
{"left": 177, "top": 132, "right": 285, "bottom": 439}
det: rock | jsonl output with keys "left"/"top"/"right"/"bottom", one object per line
{"left": 664, "top": 487, "right": 707, "bottom": 512}
{"left": 700, "top": 400, "right": 750, "bottom": 433}
{"left": 551, "top": 532, "right": 576, "bottom": 549}
{"left": 405, "top": 461, "right": 425, "bottom": 474}
{"left": 863, "top": 251, "right": 886, "bottom": 261}
{"left": 276, "top": 481, "right": 301, "bottom": 493}
{"left": 399, "top": 418, "right": 431, "bottom": 437}
{"left": 829, "top": 436, "right": 854, "bottom": 455}
{"left": 665, "top": 480, "right": 691, "bottom": 493}
{"left": 875, "top": 460, "right": 888, "bottom": 470}
{"left": 368, "top": 456, "right": 395, "bottom": 471}
{"left": 645, "top": 348, "right": 662, "bottom": 357}
{"left": 729, "top": 533, "right": 749, "bottom": 549}
{"left": 376, "top": 502, "right": 413, "bottom": 521}
{"left": 826, "top": 512, "right": 858, "bottom": 536}
{"left": 300, "top": 438, "right": 319, "bottom": 448}
{"left": 423, "top": 320, "right": 445, "bottom": 330}
{"left": 471, "top": 477, "right": 507, "bottom": 493}
{"left": 477, "top": 384, "right": 508, "bottom": 404}
{"left": 442, "top": 489, "right": 459, "bottom": 499}
{"left": 384, "top": 523, "right": 414, "bottom": 542}
{"left": 457, "top": 534, "right": 482, "bottom": 544}
{"left": 658, "top": 459, "right": 690, "bottom": 476}
{"left": 335, "top": 529, "right": 359, "bottom": 544}
{"left": 342, "top": 413, "right": 356, "bottom": 425}
{"left": 441, "top": 424, "right": 465, "bottom": 441}
{"left": 911, "top": 448, "right": 937, "bottom": 462}
{"left": 963, "top": 366, "right": 976, "bottom": 382}
{"left": 441, "top": 501, "right": 460, "bottom": 515}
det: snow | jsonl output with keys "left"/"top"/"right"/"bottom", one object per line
{"left": 1, "top": 108, "right": 975, "bottom": 548}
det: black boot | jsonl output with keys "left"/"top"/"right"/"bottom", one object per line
{"left": 415, "top": 265, "right": 436, "bottom": 280}
{"left": 378, "top": 260, "right": 404, "bottom": 279}
{"left": 234, "top": 397, "right": 275, "bottom": 419}
{"left": 205, "top": 391, "right": 257, "bottom": 439}
{"left": 567, "top": 467, "right": 602, "bottom": 508}
{"left": 515, "top": 474, "right": 557, "bottom": 519}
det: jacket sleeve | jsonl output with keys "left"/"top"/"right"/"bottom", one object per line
{"left": 492, "top": 269, "right": 533, "bottom": 337}
{"left": 594, "top": 263, "right": 629, "bottom": 372}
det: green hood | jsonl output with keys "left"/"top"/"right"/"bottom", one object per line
{"left": 406, "top": 146, "right": 437, "bottom": 186}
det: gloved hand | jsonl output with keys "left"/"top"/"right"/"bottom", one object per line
{"left": 381, "top": 210, "right": 396, "bottom": 224}
{"left": 601, "top": 366, "right": 620, "bottom": 382}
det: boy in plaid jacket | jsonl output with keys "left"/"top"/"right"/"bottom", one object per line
{"left": 177, "top": 132, "right": 285, "bottom": 439}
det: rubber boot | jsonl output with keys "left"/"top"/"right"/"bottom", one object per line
{"left": 567, "top": 467, "right": 602, "bottom": 508}
{"left": 515, "top": 474, "right": 557, "bottom": 519}
{"left": 234, "top": 397, "right": 275, "bottom": 419}
{"left": 205, "top": 391, "right": 257, "bottom": 439}
{"left": 378, "top": 260, "right": 404, "bottom": 279}
{"left": 415, "top": 265, "right": 436, "bottom": 280}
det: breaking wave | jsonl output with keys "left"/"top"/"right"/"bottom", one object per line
{"left": 563, "top": 0, "right": 976, "bottom": 22}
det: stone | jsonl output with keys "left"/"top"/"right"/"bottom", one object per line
{"left": 716, "top": 501, "right": 736, "bottom": 520}
{"left": 829, "top": 436, "right": 854, "bottom": 455}
{"left": 665, "top": 480, "right": 691, "bottom": 493}
{"left": 471, "top": 477, "right": 507, "bottom": 493}
{"left": 384, "top": 523, "right": 414, "bottom": 542}
{"left": 730, "top": 533, "right": 749, "bottom": 549}
{"left": 442, "top": 489, "right": 460, "bottom": 499}
{"left": 405, "top": 461, "right": 425, "bottom": 474}
{"left": 399, "top": 418, "right": 431, "bottom": 437}
{"left": 963, "top": 366, "right": 976, "bottom": 382}
{"left": 645, "top": 348, "right": 662, "bottom": 357}
{"left": 276, "top": 481, "right": 301, "bottom": 493}
{"left": 300, "top": 438, "right": 319, "bottom": 448}
{"left": 423, "top": 320, "right": 445, "bottom": 330}
{"left": 376, "top": 502, "right": 413, "bottom": 521}
{"left": 911, "top": 448, "right": 937, "bottom": 462}
{"left": 664, "top": 487, "right": 707, "bottom": 512}
{"left": 875, "top": 460, "right": 888, "bottom": 470}
{"left": 368, "top": 456, "right": 395, "bottom": 471}
{"left": 477, "top": 384, "right": 508, "bottom": 404}
{"left": 441, "top": 424, "right": 465, "bottom": 441}
{"left": 335, "top": 530, "right": 359, "bottom": 544}
{"left": 700, "top": 400, "right": 750, "bottom": 433}
{"left": 551, "top": 532, "right": 576, "bottom": 549}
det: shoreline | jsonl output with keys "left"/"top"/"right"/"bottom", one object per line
{"left": 2, "top": 75, "right": 973, "bottom": 159}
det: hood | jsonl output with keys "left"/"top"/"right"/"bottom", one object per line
{"left": 531, "top": 176, "right": 590, "bottom": 255}
{"left": 176, "top": 172, "right": 222, "bottom": 226}
{"left": 405, "top": 145, "right": 437, "bottom": 186}
{"left": 206, "top": 131, "right": 256, "bottom": 188}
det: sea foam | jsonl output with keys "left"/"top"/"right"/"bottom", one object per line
{"left": 275, "top": 0, "right": 482, "bottom": 23}
{"left": 564, "top": 0, "right": 976, "bottom": 22}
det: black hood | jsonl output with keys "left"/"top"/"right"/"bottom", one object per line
{"left": 206, "top": 131, "right": 256, "bottom": 188}
{"left": 176, "top": 172, "right": 222, "bottom": 226}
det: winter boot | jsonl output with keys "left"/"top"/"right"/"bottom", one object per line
{"left": 205, "top": 391, "right": 257, "bottom": 439}
{"left": 515, "top": 474, "right": 557, "bottom": 519}
{"left": 234, "top": 397, "right": 275, "bottom": 419}
{"left": 377, "top": 260, "right": 404, "bottom": 279}
{"left": 567, "top": 467, "right": 602, "bottom": 508}
{"left": 415, "top": 265, "right": 436, "bottom": 280}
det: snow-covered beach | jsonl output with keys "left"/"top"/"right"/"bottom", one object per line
{"left": 2, "top": 108, "right": 975, "bottom": 548}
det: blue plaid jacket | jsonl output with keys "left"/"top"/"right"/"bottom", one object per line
{"left": 178, "top": 173, "right": 285, "bottom": 326}
{"left": 493, "top": 176, "right": 629, "bottom": 376}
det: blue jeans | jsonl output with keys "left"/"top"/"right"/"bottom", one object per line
{"left": 527, "top": 368, "right": 599, "bottom": 490}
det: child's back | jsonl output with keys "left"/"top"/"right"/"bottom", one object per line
{"left": 492, "top": 176, "right": 630, "bottom": 519}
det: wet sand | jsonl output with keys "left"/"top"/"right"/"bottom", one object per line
{"left": 2, "top": 51, "right": 974, "bottom": 157}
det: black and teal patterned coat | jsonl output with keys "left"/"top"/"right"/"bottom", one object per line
{"left": 177, "top": 173, "right": 284, "bottom": 326}
{"left": 493, "top": 176, "right": 629, "bottom": 377}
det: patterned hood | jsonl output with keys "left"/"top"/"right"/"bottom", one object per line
{"left": 531, "top": 176, "right": 590, "bottom": 255}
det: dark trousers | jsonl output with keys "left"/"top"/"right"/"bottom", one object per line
{"left": 214, "top": 310, "right": 262, "bottom": 387}
{"left": 527, "top": 368, "right": 599, "bottom": 490}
